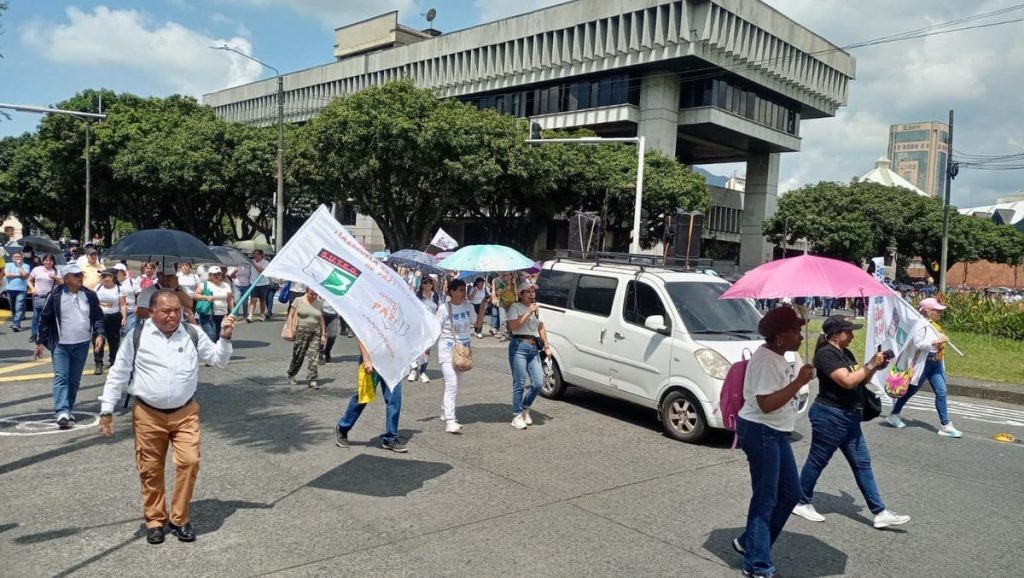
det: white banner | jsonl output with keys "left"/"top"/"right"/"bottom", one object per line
{"left": 865, "top": 263, "right": 938, "bottom": 401}
{"left": 429, "top": 228, "right": 459, "bottom": 251}
{"left": 263, "top": 206, "right": 441, "bottom": 388}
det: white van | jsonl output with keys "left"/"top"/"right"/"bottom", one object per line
{"left": 535, "top": 255, "right": 809, "bottom": 443}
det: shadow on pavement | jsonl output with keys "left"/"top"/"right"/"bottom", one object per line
{"left": 704, "top": 527, "right": 848, "bottom": 577}
{"left": 0, "top": 523, "right": 18, "bottom": 534}
{"left": 0, "top": 383, "right": 103, "bottom": 411}
{"left": 0, "top": 425, "right": 131, "bottom": 477}
{"left": 307, "top": 453, "right": 451, "bottom": 498}
{"left": 229, "top": 339, "right": 270, "bottom": 349}
{"left": 454, "top": 402, "right": 550, "bottom": 425}
{"left": 813, "top": 490, "right": 879, "bottom": 528}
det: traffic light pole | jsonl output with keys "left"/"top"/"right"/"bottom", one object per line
{"left": 526, "top": 124, "right": 647, "bottom": 254}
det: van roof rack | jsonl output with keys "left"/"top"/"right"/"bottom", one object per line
{"left": 553, "top": 250, "right": 712, "bottom": 273}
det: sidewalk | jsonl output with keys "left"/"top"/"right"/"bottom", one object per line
{"left": 946, "top": 375, "right": 1024, "bottom": 406}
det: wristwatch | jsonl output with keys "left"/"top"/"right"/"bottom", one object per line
{"left": 99, "top": 412, "right": 113, "bottom": 418}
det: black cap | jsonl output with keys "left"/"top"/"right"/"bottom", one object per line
{"left": 822, "top": 315, "right": 863, "bottom": 336}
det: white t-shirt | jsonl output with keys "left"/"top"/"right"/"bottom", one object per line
{"left": 59, "top": 289, "right": 92, "bottom": 345}
{"left": 229, "top": 264, "right": 252, "bottom": 286}
{"left": 507, "top": 302, "right": 541, "bottom": 337}
{"left": 468, "top": 284, "right": 490, "bottom": 306}
{"left": 436, "top": 301, "right": 475, "bottom": 363}
{"left": 738, "top": 345, "right": 799, "bottom": 432}
{"left": 252, "top": 259, "right": 270, "bottom": 286}
{"left": 201, "top": 280, "right": 233, "bottom": 316}
{"left": 420, "top": 293, "right": 440, "bottom": 315}
{"left": 93, "top": 284, "right": 123, "bottom": 315}
{"left": 177, "top": 272, "right": 200, "bottom": 296}
{"left": 122, "top": 279, "right": 138, "bottom": 312}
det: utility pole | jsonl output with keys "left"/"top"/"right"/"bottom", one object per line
{"left": 939, "top": 109, "right": 955, "bottom": 293}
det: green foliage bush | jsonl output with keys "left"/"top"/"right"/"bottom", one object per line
{"left": 934, "top": 293, "right": 1024, "bottom": 341}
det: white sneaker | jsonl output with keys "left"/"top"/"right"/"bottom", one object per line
{"left": 938, "top": 423, "right": 963, "bottom": 438}
{"left": 792, "top": 503, "right": 825, "bottom": 522}
{"left": 475, "top": 332, "right": 483, "bottom": 339}
{"left": 419, "top": 373, "right": 430, "bottom": 384}
{"left": 407, "top": 370, "right": 417, "bottom": 382}
{"left": 511, "top": 415, "right": 528, "bottom": 430}
{"left": 873, "top": 509, "right": 911, "bottom": 529}
{"left": 445, "top": 421, "right": 462, "bottom": 434}
{"left": 886, "top": 414, "right": 906, "bottom": 429}
{"left": 522, "top": 408, "right": 533, "bottom": 426}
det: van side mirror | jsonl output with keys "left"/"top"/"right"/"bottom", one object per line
{"left": 644, "top": 315, "right": 670, "bottom": 335}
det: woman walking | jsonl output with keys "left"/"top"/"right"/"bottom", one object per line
{"left": 176, "top": 263, "right": 200, "bottom": 300}
{"left": 408, "top": 275, "right": 440, "bottom": 383}
{"left": 113, "top": 264, "right": 139, "bottom": 335}
{"left": 92, "top": 269, "right": 127, "bottom": 374}
{"left": 286, "top": 288, "right": 326, "bottom": 389}
{"left": 193, "top": 266, "right": 234, "bottom": 342}
{"left": 792, "top": 315, "right": 911, "bottom": 529}
{"left": 507, "top": 281, "right": 551, "bottom": 430}
{"left": 734, "top": 307, "right": 814, "bottom": 578}
{"left": 467, "top": 277, "right": 489, "bottom": 338}
{"left": 437, "top": 279, "right": 476, "bottom": 434}
{"left": 886, "top": 298, "right": 962, "bottom": 437}
{"left": 28, "top": 254, "right": 62, "bottom": 344}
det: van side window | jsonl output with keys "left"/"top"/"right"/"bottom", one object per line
{"left": 623, "top": 281, "right": 668, "bottom": 327}
{"left": 535, "top": 270, "right": 577, "bottom": 308}
{"left": 572, "top": 275, "right": 617, "bottom": 317}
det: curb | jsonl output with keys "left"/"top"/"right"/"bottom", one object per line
{"left": 947, "top": 380, "right": 1024, "bottom": 406}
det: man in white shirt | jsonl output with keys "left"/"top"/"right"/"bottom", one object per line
{"left": 249, "top": 249, "right": 271, "bottom": 322}
{"left": 97, "top": 289, "right": 234, "bottom": 545}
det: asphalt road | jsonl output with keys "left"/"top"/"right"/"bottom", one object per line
{"left": 0, "top": 319, "right": 1022, "bottom": 577}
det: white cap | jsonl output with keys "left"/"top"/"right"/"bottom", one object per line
{"left": 112, "top": 263, "right": 128, "bottom": 272}
{"left": 208, "top": 266, "right": 223, "bottom": 274}
{"left": 62, "top": 263, "right": 83, "bottom": 276}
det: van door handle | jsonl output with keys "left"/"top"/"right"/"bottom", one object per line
{"left": 600, "top": 329, "right": 607, "bottom": 344}
{"left": 614, "top": 332, "right": 625, "bottom": 341}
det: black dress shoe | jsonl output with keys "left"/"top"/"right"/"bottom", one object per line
{"left": 168, "top": 521, "right": 196, "bottom": 542}
{"left": 146, "top": 526, "right": 165, "bottom": 545}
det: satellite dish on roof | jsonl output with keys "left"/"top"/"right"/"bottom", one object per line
{"left": 425, "top": 8, "right": 437, "bottom": 22}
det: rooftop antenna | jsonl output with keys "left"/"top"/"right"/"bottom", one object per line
{"left": 423, "top": 8, "right": 436, "bottom": 32}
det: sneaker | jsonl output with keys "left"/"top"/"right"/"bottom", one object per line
{"left": 407, "top": 370, "right": 417, "bottom": 382}
{"left": 419, "top": 373, "right": 430, "bottom": 384}
{"left": 245, "top": 316, "right": 253, "bottom": 323}
{"left": 511, "top": 415, "right": 528, "bottom": 430}
{"left": 938, "top": 423, "right": 963, "bottom": 438}
{"left": 308, "top": 380, "right": 319, "bottom": 390}
{"left": 522, "top": 408, "right": 533, "bottom": 426}
{"left": 741, "top": 570, "right": 774, "bottom": 578}
{"left": 67, "top": 413, "right": 77, "bottom": 423}
{"left": 475, "top": 332, "right": 483, "bottom": 339}
{"left": 792, "top": 503, "right": 825, "bottom": 522}
{"left": 56, "top": 413, "right": 70, "bottom": 428}
{"left": 382, "top": 438, "right": 408, "bottom": 453}
{"left": 873, "top": 509, "right": 911, "bottom": 529}
{"left": 886, "top": 414, "right": 906, "bottom": 429}
{"left": 11, "top": 326, "right": 20, "bottom": 332}
{"left": 445, "top": 420, "right": 463, "bottom": 434}
{"left": 335, "top": 429, "right": 349, "bottom": 448}
{"left": 94, "top": 363, "right": 103, "bottom": 375}
{"left": 287, "top": 375, "right": 296, "bottom": 385}
{"left": 732, "top": 537, "right": 745, "bottom": 555}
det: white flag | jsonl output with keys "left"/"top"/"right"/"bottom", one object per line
{"left": 865, "top": 287, "right": 939, "bottom": 402}
{"left": 263, "top": 206, "right": 441, "bottom": 388}
{"left": 429, "top": 228, "right": 459, "bottom": 251}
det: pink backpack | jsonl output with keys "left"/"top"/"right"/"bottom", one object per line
{"left": 718, "top": 350, "right": 752, "bottom": 447}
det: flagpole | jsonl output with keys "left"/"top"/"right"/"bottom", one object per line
{"left": 230, "top": 275, "right": 264, "bottom": 317}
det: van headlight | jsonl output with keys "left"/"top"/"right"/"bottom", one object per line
{"left": 695, "top": 348, "right": 731, "bottom": 380}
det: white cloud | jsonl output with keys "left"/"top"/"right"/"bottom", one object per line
{"left": 761, "top": 0, "right": 1024, "bottom": 205}
{"left": 215, "top": 0, "right": 417, "bottom": 28}
{"left": 474, "top": 0, "right": 569, "bottom": 24}
{"left": 20, "top": 6, "right": 264, "bottom": 96}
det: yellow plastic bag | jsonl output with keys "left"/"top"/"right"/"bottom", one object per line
{"left": 357, "top": 365, "right": 376, "bottom": 404}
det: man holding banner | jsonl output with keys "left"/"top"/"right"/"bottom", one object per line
{"left": 260, "top": 205, "right": 441, "bottom": 449}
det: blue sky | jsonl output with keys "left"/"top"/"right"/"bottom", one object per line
{"left": 2, "top": 0, "right": 1022, "bottom": 206}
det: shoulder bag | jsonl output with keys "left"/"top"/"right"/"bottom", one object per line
{"left": 281, "top": 309, "right": 297, "bottom": 341}
{"left": 448, "top": 303, "right": 474, "bottom": 372}
{"left": 860, "top": 384, "right": 882, "bottom": 422}
{"left": 195, "top": 281, "right": 213, "bottom": 315}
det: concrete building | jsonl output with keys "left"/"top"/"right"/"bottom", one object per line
{"left": 204, "top": 0, "right": 855, "bottom": 270}
{"left": 887, "top": 121, "right": 949, "bottom": 199}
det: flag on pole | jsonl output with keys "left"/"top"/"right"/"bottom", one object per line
{"left": 429, "top": 228, "right": 459, "bottom": 251}
{"left": 262, "top": 206, "right": 441, "bottom": 388}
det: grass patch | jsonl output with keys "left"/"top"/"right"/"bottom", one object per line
{"left": 805, "top": 319, "right": 1024, "bottom": 385}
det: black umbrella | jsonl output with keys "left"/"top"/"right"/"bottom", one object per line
{"left": 386, "top": 249, "right": 445, "bottom": 276}
{"left": 209, "top": 245, "right": 253, "bottom": 267}
{"left": 16, "top": 235, "right": 63, "bottom": 254}
{"left": 104, "top": 229, "right": 219, "bottom": 268}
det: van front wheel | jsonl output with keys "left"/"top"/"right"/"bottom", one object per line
{"left": 660, "top": 391, "right": 707, "bottom": 443}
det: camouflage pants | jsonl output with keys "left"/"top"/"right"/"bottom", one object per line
{"left": 288, "top": 324, "right": 321, "bottom": 381}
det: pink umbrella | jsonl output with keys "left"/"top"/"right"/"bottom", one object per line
{"left": 721, "top": 255, "right": 892, "bottom": 300}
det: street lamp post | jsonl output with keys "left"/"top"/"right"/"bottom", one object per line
{"left": 0, "top": 103, "right": 106, "bottom": 242}
{"left": 212, "top": 46, "right": 285, "bottom": 253}
{"left": 526, "top": 127, "right": 648, "bottom": 254}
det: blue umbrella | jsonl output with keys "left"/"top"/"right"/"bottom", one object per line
{"left": 387, "top": 249, "right": 445, "bottom": 276}
{"left": 372, "top": 250, "right": 390, "bottom": 259}
{"left": 435, "top": 245, "right": 534, "bottom": 272}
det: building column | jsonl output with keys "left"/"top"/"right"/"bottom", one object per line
{"left": 739, "top": 153, "right": 780, "bottom": 272}
{"left": 638, "top": 73, "right": 680, "bottom": 156}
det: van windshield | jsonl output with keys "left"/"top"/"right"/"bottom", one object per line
{"left": 664, "top": 281, "right": 761, "bottom": 338}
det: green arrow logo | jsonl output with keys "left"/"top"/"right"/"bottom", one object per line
{"left": 321, "top": 268, "right": 357, "bottom": 296}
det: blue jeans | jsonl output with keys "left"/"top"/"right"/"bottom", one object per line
{"left": 6, "top": 290, "right": 26, "bottom": 329}
{"left": 234, "top": 285, "right": 250, "bottom": 317}
{"left": 52, "top": 342, "right": 90, "bottom": 416}
{"left": 31, "top": 297, "right": 47, "bottom": 341}
{"left": 822, "top": 297, "right": 834, "bottom": 317}
{"left": 198, "top": 313, "right": 224, "bottom": 342}
{"left": 265, "top": 285, "right": 276, "bottom": 316}
{"left": 799, "top": 402, "right": 885, "bottom": 514}
{"left": 337, "top": 381, "right": 402, "bottom": 443}
{"left": 509, "top": 338, "right": 543, "bottom": 416}
{"left": 736, "top": 418, "right": 801, "bottom": 577}
{"left": 121, "top": 311, "right": 138, "bottom": 338}
{"left": 892, "top": 358, "right": 949, "bottom": 425}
